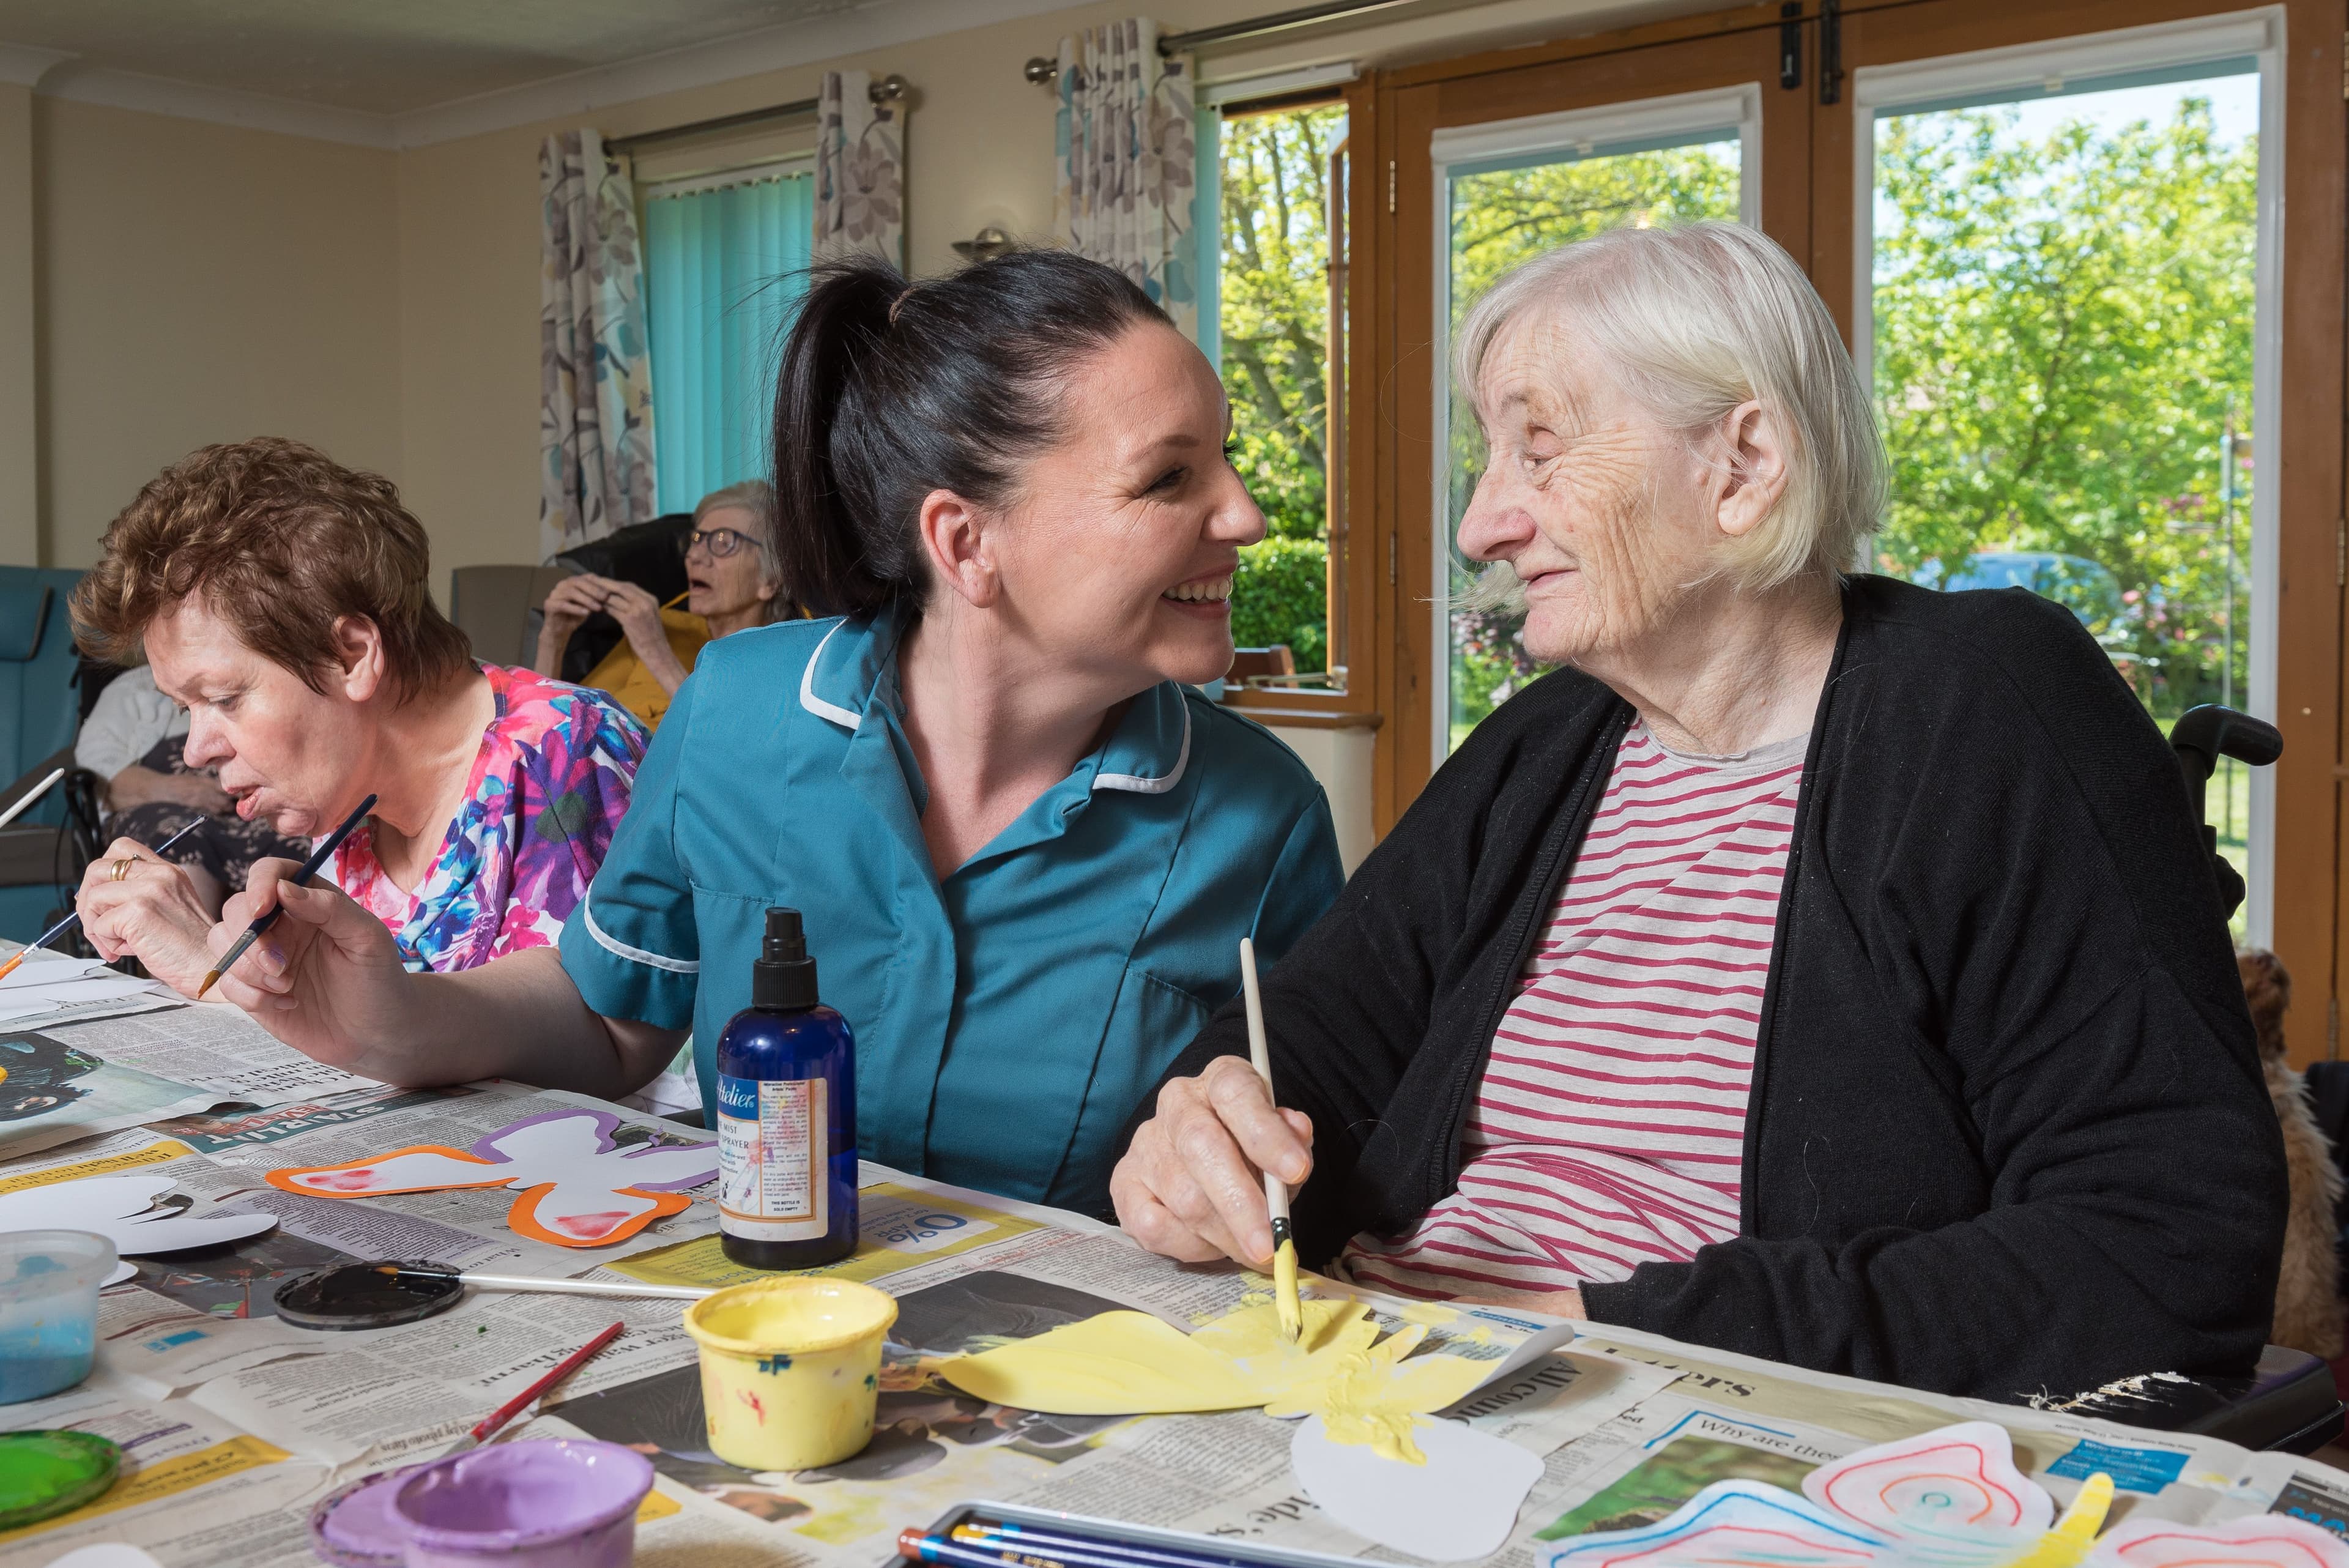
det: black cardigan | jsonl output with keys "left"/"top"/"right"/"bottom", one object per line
{"left": 1132, "top": 575, "right": 2285, "bottom": 1401}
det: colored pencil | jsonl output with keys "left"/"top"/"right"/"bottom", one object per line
{"left": 375, "top": 1264, "right": 713, "bottom": 1301}
{"left": 0, "top": 767, "right": 62, "bottom": 833}
{"left": 437, "top": 1321, "right": 623, "bottom": 1458}
{"left": 0, "top": 816, "right": 209, "bottom": 984}
{"left": 899, "top": 1527, "right": 1242, "bottom": 1568}
{"left": 1238, "top": 937, "right": 1301, "bottom": 1344}
{"left": 950, "top": 1522, "right": 1264, "bottom": 1568}
{"left": 196, "top": 792, "right": 375, "bottom": 998}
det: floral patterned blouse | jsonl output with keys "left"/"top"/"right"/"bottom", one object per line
{"left": 329, "top": 666, "right": 649, "bottom": 973}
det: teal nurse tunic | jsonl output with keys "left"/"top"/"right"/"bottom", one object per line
{"left": 557, "top": 603, "right": 1345, "bottom": 1212}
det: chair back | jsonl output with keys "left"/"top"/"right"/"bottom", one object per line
{"left": 0, "top": 567, "right": 87, "bottom": 825}
{"left": 450, "top": 565, "right": 575, "bottom": 671}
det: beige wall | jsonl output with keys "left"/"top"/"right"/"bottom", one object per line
{"left": 0, "top": 83, "right": 33, "bottom": 568}
{"left": 31, "top": 99, "right": 400, "bottom": 570}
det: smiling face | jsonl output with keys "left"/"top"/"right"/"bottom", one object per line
{"left": 1456, "top": 313, "right": 1724, "bottom": 669}
{"left": 977, "top": 322, "right": 1265, "bottom": 689}
{"left": 684, "top": 505, "right": 778, "bottom": 625}
{"left": 143, "top": 595, "right": 379, "bottom": 838}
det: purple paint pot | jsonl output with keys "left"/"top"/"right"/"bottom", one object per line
{"left": 389, "top": 1441, "right": 653, "bottom": 1568}
{"left": 309, "top": 1463, "right": 425, "bottom": 1567}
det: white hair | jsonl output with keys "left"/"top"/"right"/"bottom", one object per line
{"left": 1455, "top": 220, "right": 1885, "bottom": 595}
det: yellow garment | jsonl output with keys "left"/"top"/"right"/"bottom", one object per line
{"left": 584, "top": 593, "right": 709, "bottom": 730}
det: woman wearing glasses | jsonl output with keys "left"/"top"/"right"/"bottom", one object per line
{"left": 533, "top": 481, "right": 791, "bottom": 729}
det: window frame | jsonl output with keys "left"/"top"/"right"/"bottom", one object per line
{"left": 1212, "top": 80, "right": 1388, "bottom": 735}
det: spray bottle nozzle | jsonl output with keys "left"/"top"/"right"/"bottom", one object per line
{"left": 754, "top": 907, "right": 820, "bottom": 1011}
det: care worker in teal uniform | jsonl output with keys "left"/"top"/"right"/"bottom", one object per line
{"left": 198, "top": 248, "right": 1343, "bottom": 1214}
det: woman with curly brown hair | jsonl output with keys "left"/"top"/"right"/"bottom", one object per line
{"left": 70, "top": 437, "right": 649, "bottom": 997}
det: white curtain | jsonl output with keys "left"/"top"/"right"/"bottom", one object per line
{"left": 1054, "top": 20, "right": 1199, "bottom": 338}
{"left": 538, "top": 129, "right": 658, "bottom": 560}
{"left": 814, "top": 70, "right": 905, "bottom": 267}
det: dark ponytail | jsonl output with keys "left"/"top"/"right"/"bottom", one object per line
{"left": 770, "top": 248, "right": 1169, "bottom": 619}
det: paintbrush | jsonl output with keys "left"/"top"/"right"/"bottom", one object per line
{"left": 371, "top": 1263, "right": 714, "bottom": 1301}
{"left": 0, "top": 767, "right": 63, "bottom": 834}
{"left": 1238, "top": 937, "right": 1301, "bottom": 1345}
{"left": 0, "top": 816, "right": 209, "bottom": 986}
{"left": 434, "top": 1320, "right": 624, "bottom": 1459}
{"left": 196, "top": 792, "right": 376, "bottom": 999}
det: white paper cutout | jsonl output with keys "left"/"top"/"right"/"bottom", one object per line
{"left": 0, "top": 1173, "right": 275, "bottom": 1255}
{"left": 267, "top": 1107, "right": 718, "bottom": 1247}
{"left": 1291, "top": 1412, "right": 1543, "bottom": 1562}
{"left": 0, "top": 952, "right": 118, "bottom": 990}
{"left": 2088, "top": 1513, "right": 2349, "bottom": 1566}
{"left": 1803, "top": 1420, "right": 2050, "bottom": 1549}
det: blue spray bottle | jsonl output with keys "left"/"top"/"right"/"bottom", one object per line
{"left": 714, "top": 907, "right": 858, "bottom": 1269}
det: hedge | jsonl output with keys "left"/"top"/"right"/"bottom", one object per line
{"left": 1230, "top": 536, "right": 1328, "bottom": 674}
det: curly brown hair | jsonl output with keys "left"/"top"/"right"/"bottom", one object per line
{"left": 71, "top": 438, "right": 472, "bottom": 702}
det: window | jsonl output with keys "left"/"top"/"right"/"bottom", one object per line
{"left": 1214, "top": 100, "right": 1350, "bottom": 695}
{"left": 1856, "top": 23, "right": 2276, "bottom": 935}
{"left": 640, "top": 161, "right": 814, "bottom": 515}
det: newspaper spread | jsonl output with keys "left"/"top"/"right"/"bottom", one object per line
{"left": 0, "top": 1072, "right": 2344, "bottom": 1567}
{"left": 0, "top": 994, "right": 379, "bottom": 1161}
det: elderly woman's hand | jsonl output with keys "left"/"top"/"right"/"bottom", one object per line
{"left": 203, "top": 858, "right": 420, "bottom": 1079}
{"left": 75, "top": 837, "right": 221, "bottom": 997}
{"left": 1110, "top": 1054, "right": 1315, "bottom": 1267}
{"left": 534, "top": 574, "right": 609, "bottom": 675}
{"left": 598, "top": 580, "right": 690, "bottom": 693}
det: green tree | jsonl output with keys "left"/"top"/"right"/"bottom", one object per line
{"left": 1219, "top": 105, "right": 1343, "bottom": 677}
{"left": 1220, "top": 105, "right": 1345, "bottom": 546}
{"left": 1872, "top": 98, "right": 2256, "bottom": 713}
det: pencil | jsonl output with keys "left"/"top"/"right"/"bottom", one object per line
{"left": 1238, "top": 937, "right": 1301, "bottom": 1345}
{"left": 195, "top": 792, "right": 376, "bottom": 999}
{"left": 0, "top": 816, "right": 209, "bottom": 985}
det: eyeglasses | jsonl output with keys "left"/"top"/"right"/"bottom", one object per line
{"left": 680, "top": 526, "right": 755, "bottom": 560}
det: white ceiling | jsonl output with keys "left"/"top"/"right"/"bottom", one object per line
{"left": 0, "top": 0, "right": 1089, "bottom": 147}
{"left": 0, "top": 0, "right": 872, "bottom": 115}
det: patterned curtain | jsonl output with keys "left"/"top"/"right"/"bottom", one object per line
{"left": 539, "top": 129, "right": 658, "bottom": 561}
{"left": 814, "top": 71, "right": 904, "bottom": 267}
{"left": 1054, "top": 20, "right": 1199, "bottom": 338}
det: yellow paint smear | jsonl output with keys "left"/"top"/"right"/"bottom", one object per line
{"left": 938, "top": 1298, "right": 1492, "bottom": 1466}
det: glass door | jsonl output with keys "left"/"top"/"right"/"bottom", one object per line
{"left": 1839, "top": 10, "right": 2287, "bottom": 942}
{"left": 1384, "top": 29, "right": 1808, "bottom": 805}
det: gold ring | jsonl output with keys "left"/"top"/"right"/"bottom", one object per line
{"left": 109, "top": 858, "right": 133, "bottom": 882}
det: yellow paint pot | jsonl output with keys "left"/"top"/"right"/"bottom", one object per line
{"left": 682, "top": 1278, "right": 897, "bottom": 1471}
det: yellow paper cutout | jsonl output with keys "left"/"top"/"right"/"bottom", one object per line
{"left": 938, "top": 1298, "right": 1494, "bottom": 1465}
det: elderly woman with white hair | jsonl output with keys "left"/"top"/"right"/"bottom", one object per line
{"left": 1111, "top": 220, "right": 2285, "bottom": 1401}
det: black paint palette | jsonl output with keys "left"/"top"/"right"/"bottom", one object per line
{"left": 275, "top": 1261, "right": 463, "bottom": 1331}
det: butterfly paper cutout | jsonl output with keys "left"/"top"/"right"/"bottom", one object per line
{"left": 265, "top": 1108, "right": 718, "bottom": 1247}
{"left": 1540, "top": 1422, "right": 2349, "bottom": 1568}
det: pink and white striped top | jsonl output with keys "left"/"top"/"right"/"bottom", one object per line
{"left": 1340, "top": 721, "right": 1806, "bottom": 1300}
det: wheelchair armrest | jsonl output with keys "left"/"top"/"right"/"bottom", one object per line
{"left": 2080, "top": 1345, "right": 2345, "bottom": 1455}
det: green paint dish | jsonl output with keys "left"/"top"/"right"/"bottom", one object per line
{"left": 0, "top": 1429, "right": 121, "bottom": 1528}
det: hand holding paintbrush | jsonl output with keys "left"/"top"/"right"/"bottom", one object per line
{"left": 198, "top": 792, "right": 376, "bottom": 999}
{"left": 1239, "top": 937, "right": 1303, "bottom": 1345}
